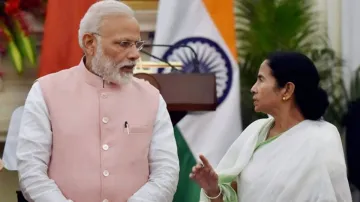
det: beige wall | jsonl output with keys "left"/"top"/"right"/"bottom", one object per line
{"left": 0, "top": 58, "right": 36, "bottom": 141}
{"left": 313, "top": 0, "right": 342, "bottom": 56}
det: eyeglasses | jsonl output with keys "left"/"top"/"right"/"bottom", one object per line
{"left": 91, "top": 33, "right": 145, "bottom": 51}
{"left": 116, "top": 40, "right": 145, "bottom": 51}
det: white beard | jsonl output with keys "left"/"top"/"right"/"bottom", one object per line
{"left": 90, "top": 46, "right": 135, "bottom": 85}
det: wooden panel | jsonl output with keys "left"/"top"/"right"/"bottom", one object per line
{"left": 135, "top": 73, "right": 217, "bottom": 111}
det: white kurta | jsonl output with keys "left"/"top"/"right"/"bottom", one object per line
{"left": 200, "top": 118, "right": 352, "bottom": 202}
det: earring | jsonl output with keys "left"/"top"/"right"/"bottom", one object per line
{"left": 282, "top": 97, "right": 286, "bottom": 101}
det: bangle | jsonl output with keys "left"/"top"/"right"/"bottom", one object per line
{"left": 204, "top": 186, "right": 222, "bottom": 199}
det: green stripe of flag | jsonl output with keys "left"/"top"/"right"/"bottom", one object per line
{"left": 173, "top": 126, "right": 200, "bottom": 202}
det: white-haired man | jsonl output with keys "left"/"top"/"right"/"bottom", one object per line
{"left": 16, "top": 1, "right": 179, "bottom": 202}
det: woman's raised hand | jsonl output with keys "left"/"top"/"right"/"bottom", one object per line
{"left": 189, "top": 154, "right": 220, "bottom": 196}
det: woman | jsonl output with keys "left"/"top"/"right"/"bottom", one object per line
{"left": 190, "top": 51, "right": 352, "bottom": 202}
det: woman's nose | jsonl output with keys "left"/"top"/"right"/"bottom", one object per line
{"left": 250, "top": 84, "right": 256, "bottom": 94}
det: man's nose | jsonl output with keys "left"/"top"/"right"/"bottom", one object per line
{"left": 127, "top": 45, "right": 140, "bottom": 61}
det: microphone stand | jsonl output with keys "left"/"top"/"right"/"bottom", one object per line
{"left": 140, "top": 49, "right": 182, "bottom": 73}
{"left": 143, "top": 43, "right": 201, "bottom": 73}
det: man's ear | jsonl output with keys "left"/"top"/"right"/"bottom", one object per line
{"left": 82, "top": 34, "right": 97, "bottom": 56}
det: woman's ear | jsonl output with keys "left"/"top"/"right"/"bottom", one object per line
{"left": 282, "top": 82, "right": 295, "bottom": 101}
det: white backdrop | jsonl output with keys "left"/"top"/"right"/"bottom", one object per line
{"left": 315, "top": 0, "right": 360, "bottom": 91}
{"left": 341, "top": 0, "right": 360, "bottom": 91}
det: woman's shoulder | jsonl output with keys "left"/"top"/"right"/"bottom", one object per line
{"left": 305, "top": 120, "right": 340, "bottom": 141}
{"left": 226, "top": 118, "right": 272, "bottom": 147}
{"left": 242, "top": 117, "right": 275, "bottom": 134}
{"left": 247, "top": 117, "right": 273, "bottom": 129}
{"left": 306, "top": 120, "right": 345, "bottom": 162}
{"left": 299, "top": 120, "right": 341, "bottom": 148}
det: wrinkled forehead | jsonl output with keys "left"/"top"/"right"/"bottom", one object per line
{"left": 99, "top": 14, "right": 141, "bottom": 41}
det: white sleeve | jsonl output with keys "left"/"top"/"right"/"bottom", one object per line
{"left": 127, "top": 94, "right": 180, "bottom": 202}
{"left": 16, "top": 82, "right": 70, "bottom": 202}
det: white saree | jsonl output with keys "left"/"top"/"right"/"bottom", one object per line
{"left": 200, "top": 118, "right": 352, "bottom": 202}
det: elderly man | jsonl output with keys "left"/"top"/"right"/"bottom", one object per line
{"left": 16, "top": 1, "right": 179, "bottom": 202}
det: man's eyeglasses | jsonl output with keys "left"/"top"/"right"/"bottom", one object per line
{"left": 116, "top": 40, "right": 145, "bottom": 51}
{"left": 91, "top": 33, "right": 145, "bottom": 51}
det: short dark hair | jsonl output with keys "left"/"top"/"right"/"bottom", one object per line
{"left": 266, "top": 51, "right": 329, "bottom": 120}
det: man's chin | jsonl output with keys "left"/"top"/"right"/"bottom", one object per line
{"left": 104, "top": 72, "right": 133, "bottom": 86}
{"left": 116, "top": 76, "right": 133, "bottom": 85}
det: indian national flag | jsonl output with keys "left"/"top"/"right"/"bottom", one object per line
{"left": 151, "top": 0, "right": 242, "bottom": 201}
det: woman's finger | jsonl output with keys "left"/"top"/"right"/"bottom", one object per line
{"left": 189, "top": 171, "right": 199, "bottom": 179}
{"left": 199, "top": 154, "right": 213, "bottom": 170}
{"left": 190, "top": 162, "right": 215, "bottom": 182}
{"left": 192, "top": 166, "right": 196, "bottom": 173}
{"left": 198, "top": 166, "right": 217, "bottom": 183}
{"left": 192, "top": 164, "right": 203, "bottom": 174}
{"left": 190, "top": 171, "right": 203, "bottom": 183}
{"left": 195, "top": 163, "right": 203, "bottom": 170}
{"left": 198, "top": 166, "right": 211, "bottom": 180}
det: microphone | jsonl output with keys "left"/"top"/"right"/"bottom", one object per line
{"left": 139, "top": 49, "right": 182, "bottom": 73}
{"left": 143, "top": 43, "right": 201, "bottom": 73}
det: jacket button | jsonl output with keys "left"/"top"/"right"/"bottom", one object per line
{"left": 103, "top": 170, "right": 109, "bottom": 177}
{"left": 102, "top": 144, "right": 109, "bottom": 151}
{"left": 102, "top": 117, "right": 109, "bottom": 124}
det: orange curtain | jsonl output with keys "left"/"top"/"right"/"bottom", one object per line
{"left": 38, "top": 0, "right": 96, "bottom": 77}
